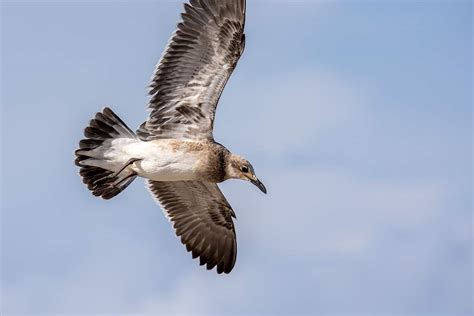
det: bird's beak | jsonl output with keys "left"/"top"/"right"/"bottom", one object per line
{"left": 249, "top": 176, "right": 267, "bottom": 194}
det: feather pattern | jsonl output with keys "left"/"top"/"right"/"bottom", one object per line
{"left": 138, "top": 0, "right": 246, "bottom": 141}
{"left": 148, "top": 180, "right": 237, "bottom": 274}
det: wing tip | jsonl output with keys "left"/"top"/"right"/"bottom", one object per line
{"left": 186, "top": 236, "right": 236, "bottom": 274}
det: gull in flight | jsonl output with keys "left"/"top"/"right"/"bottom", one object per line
{"left": 74, "top": 0, "right": 265, "bottom": 274}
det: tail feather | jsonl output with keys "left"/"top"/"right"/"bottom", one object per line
{"left": 75, "top": 107, "right": 137, "bottom": 200}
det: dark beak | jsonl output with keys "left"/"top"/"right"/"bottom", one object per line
{"left": 250, "top": 177, "right": 267, "bottom": 194}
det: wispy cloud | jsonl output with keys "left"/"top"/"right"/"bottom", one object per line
{"left": 1, "top": 1, "right": 471, "bottom": 315}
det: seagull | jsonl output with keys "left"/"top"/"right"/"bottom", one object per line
{"left": 74, "top": 0, "right": 265, "bottom": 274}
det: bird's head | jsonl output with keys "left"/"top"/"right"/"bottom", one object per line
{"left": 226, "top": 154, "right": 267, "bottom": 194}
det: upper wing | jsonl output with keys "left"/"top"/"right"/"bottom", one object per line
{"left": 148, "top": 180, "right": 237, "bottom": 274}
{"left": 137, "top": 0, "right": 246, "bottom": 141}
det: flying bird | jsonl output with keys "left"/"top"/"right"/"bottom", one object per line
{"left": 74, "top": 0, "right": 265, "bottom": 274}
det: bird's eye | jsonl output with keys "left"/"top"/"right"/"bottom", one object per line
{"left": 241, "top": 166, "right": 249, "bottom": 173}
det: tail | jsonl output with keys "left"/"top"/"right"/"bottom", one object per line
{"left": 75, "top": 107, "right": 138, "bottom": 200}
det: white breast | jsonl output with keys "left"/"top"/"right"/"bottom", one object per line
{"left": 117, "top": 139, "right": 203, "bottom": 181}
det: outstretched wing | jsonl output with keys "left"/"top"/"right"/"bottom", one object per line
{"left": 148, "top": 180, "right": 237, "bottom": 274}
{"left": 137, "top": 0, "right": 246, "bottom": 141}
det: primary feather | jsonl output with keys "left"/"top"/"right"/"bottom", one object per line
{"left": 137, "top": 0, "right": 246, "bottom": 141}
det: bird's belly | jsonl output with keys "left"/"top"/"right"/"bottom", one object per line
{"left": 124, "top": 140, "right": 203, "bottom": 182}
{"left": 135, "top": 158, "right": 199, "bottom": 181}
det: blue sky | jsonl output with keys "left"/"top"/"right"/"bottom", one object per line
{"left": 1, "top": 0, "right": 472, "bottom": 315}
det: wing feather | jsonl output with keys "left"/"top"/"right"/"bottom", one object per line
{"left": 138, "top": 0, "right": 246, "bottom": 141}
{"left": 148, "top": 180, "right": 237, "bottom": 274}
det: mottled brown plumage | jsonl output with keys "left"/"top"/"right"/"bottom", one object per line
{"left": 148, "top": 180, "right": 237, "bottom": 274}
{"left": 137, "top": 0, "right": 247, "bottom": 141}
{"left": 198, "top": 142, "right": 229, "bottom": 183}
{"left": 75, "top": 0, "right": 266, "bottom": 274}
